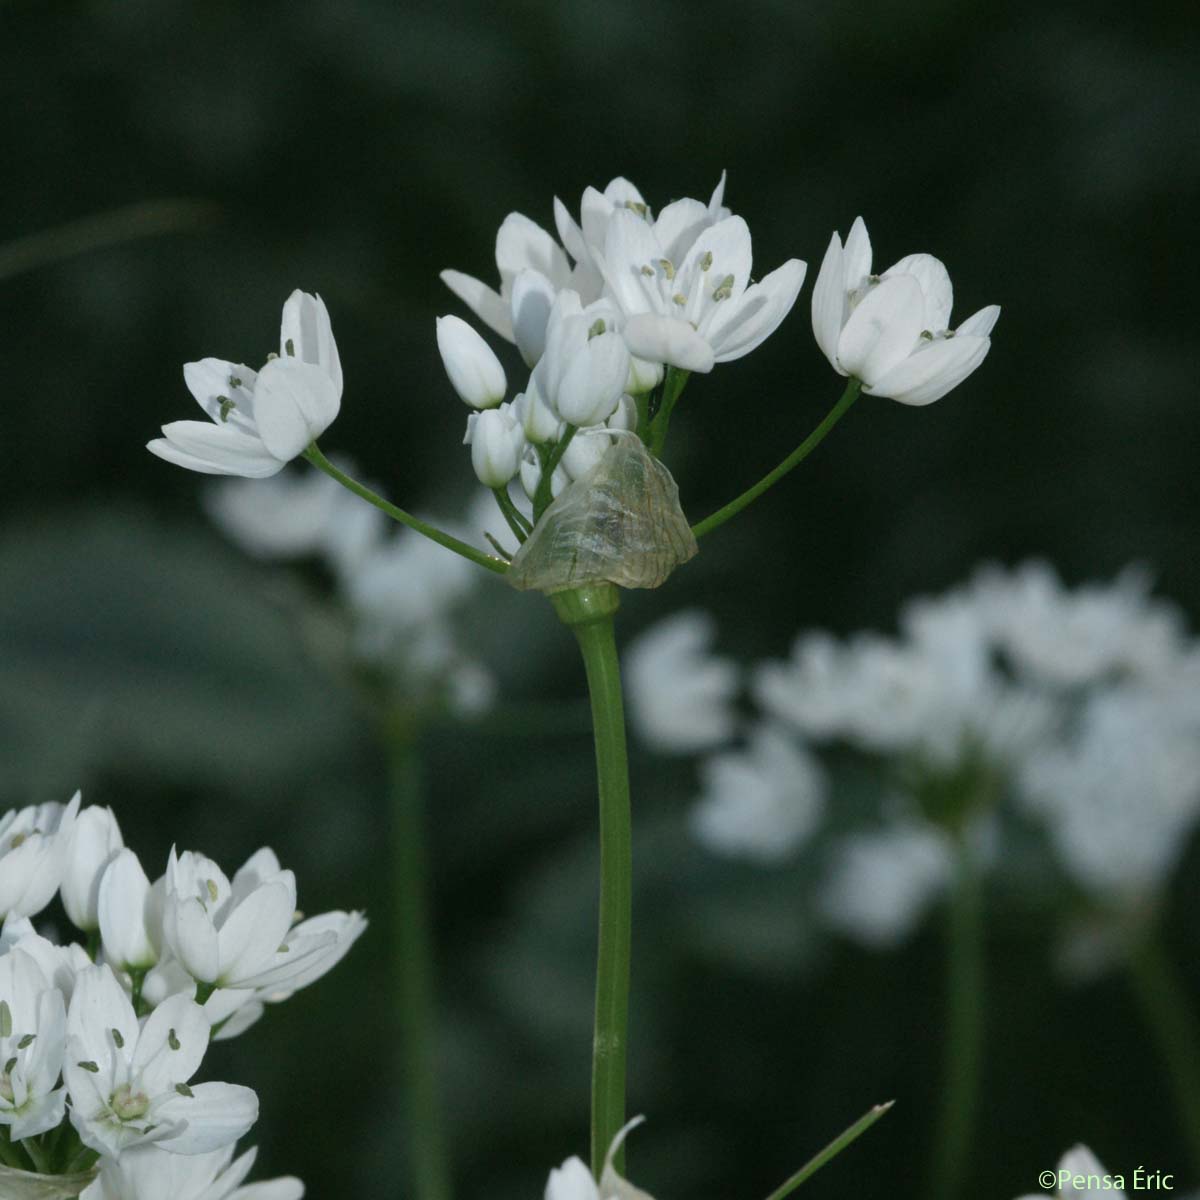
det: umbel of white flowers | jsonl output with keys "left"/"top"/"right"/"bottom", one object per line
{"left": 625, "top": 561, "right": 1199, "bottom": 953}
{"left": 0, "top": 793, "right": 363, "bottom": 1195}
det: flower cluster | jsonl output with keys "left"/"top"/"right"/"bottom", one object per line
{"left": 627, "top": 562, "right": 1200, "bottom": 951}
{"left": 0, "top": 792, "right": 364, "bottom": 1195}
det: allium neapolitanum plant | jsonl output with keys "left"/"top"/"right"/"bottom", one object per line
{"left": 142, "top": 175, "right": 999, "bottom": 1196}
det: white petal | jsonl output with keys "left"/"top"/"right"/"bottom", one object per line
{"left": 709, "top": 258, "right": 806, "bottom": 363}
{"left": 133, "top": 994, "right": 208, "bottom": 1094}
{"left": 150, "top": 425, "right": 283, "bottom": 479}
{"left": 553, "top": 196, "right": 589, "bottom": 265}
{"left": 545, "top": 1156, "right": 599, "bottom": 1200}
{"left": 842, "top": 216, "right": 872, "bottom": 286}
{"left": 66, "top": 964, "right": 138, "bottom": 1071}
{"left": 439, "top": 269, "right": 513, "bottom": 341}
{"left": 253, "top": 359, "right": 340, "bottom": 461}
{"left": 216, "top": 878, "right": 296, "bottom": 986}
{"left": 150, "top": 1081, "right": 258, "bottom": 1154}
{"left": 708, "top": 169, "right": 728, "bottom": 220}
{"left": 98, "top": 848, "right": 156, "bottom": 971}
{"left": 510, "top": 269, "right": 558, "bottom": 367}
{"left": 436, "top": 315, "right": 507, "bottom": 409}
{"left": 865, "top": 335, "right": 991, "bottom": 406}
{"left": 810, "top": 232, "right": 846, "bottom": 368}
{"left": 836, "top": 274, "right": 925, "bottom": 384}
{"left": 182, "top": 359, "right": 259, "bottom": 434}
{"left": 495, "top": 213, "right": 571, "bottom": 289}
{"left": 652, "top": 198, "right": 710, "bottom": 266}
{"left": 603, "top": 177, "right": 647, "bottom": 209}
{"left": 884, "top": 252, "right": 953, "bottom": 332}
{"left": 164, "top": 896, "right": 221, "bottom": 984}
{"left": 279, "top": 290, "right": 343, "bottom": 396}
{"left": 598, "top": 211, "right": 665, "bottom": 318}
{"left": 956, "top": 303, "right": 1001, "bottom": 337}
{"left": 236, "top": 1179, "right": 306, "bottom": 1200}
{"left": 622, "top": 314, "right": 715, "bottom": 374}
{"left": 557, "top": 332, "right": 629, "bottom": 427}
{"left": 682, "top": 215, "right": 753, "bottom": 307}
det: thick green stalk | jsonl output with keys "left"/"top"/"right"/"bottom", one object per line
{"left": 690, "top": 380, "right": 860, "bottom": 539}
{"left": 927, "top": 836, "right": 984, "bottom": 1200}
{"left": 390, "top": 727, "right": 453, "bottom": 1200}
{"left": 552, "top": 586, "right": 632, "bottom": 1178}
{"left": 304, "top": 444, "right": 508, "bottom": 575}
{"left": 1127, "top": 931, "right": 1200, "bottom": 1174}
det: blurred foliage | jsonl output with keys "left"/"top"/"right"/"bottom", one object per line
{"left": 2, "top": 0, "right": 1199, "bottom": 1198}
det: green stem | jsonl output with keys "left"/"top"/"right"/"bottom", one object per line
{"left": 927, "top": 836, "right": 984, "bottom": 1200}
{"left": 492, "top": 486, "right": 531, "bottom": 542}
{"left": 646, "top": 368, "right": 689, "bottom": 458}
{"left": 303, "top": 443, "right": 508, "bottom": 575}
{"left": 534, "top": 425, "right": 578, "bottom": 522}
{"left": 1127, "top": 931, "right": 1200, "bottom": 1174}
{"left": 389, "top": 725, "right": 453, "bottom": 1200}
{"left": 762, "top": 1101, "right": 894, "bottom": 1200}
{"left": 552, "top": 586, "right": 632, "bottom": 1179}
{"left": 0, "top": 1128, "right": 31, "bottom": 1170}
{"left": 690, "top": 380, "right": 861, "bottom": 539}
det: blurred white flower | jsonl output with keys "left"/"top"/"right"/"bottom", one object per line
{"left": 811, "top": 217, "right": 998, "bottom": 405}
{"left": 0, "top": 792, "right": 81, "bottom": 922}
{"left": 624, "top": 611, "right": 739, "bottom": 753}
{"left": 437, "top": 314, "right": 507, "bottom": 409}
{"left": 65, "top": 964, "right": 257, "bottom": 1156}
{"left": 971, "top": 561, "right": 1184, "bottom": 687}
{"left": 1014, "top": 1145, "right": 1125, "bottom": 1199}
{"left": 690, "top": 725, "right": 826, "bottom": 863}
{"left": 82, "top": 1143, "right": 303, "bottom": 1200}
{"left": 148, "top": 292, "right": 342, "bottom": 477}
{"left": 818, "top": 823, "right": 955, "bottom": 948}
{"left": 60, "top": 805, "right": 123, "bottom": 934}
{"left": 0, "top": 942, "right": 68, "bottom": 1139}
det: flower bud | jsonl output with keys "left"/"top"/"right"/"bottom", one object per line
{"left": 561, "top": 430, "right": 612, "bottom": 479}
{"left": 98, "top": 848, "right": 160, "bottom": 971}
{"left": 514, "top": 376, "right": 563, "bottom": 444}
{"left": 520, "top": 445, "right": 568, "bottom": 501}
{"left": 437, "top": 315, "right": 506, "bottom": 409}
{"left": 465, "top": 405, "right": 524, "bottom": 487}
{"left": 0, "top": 792, "right": 81, "bottom": 921}
{"left": 607, "top": 393, "right": 638, "bottom": 432}
{"left": 61, "top": 805, "right": 123, "bottom": 932}
{"left": 626, "top": 353, "right": 664, "bottom": 395}
{"left": 557, "top": 331, "right": 630, "bottom": 427}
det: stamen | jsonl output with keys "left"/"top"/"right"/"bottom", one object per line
{"left": 217, "top": 397, "right": 236, "bottom": 422}
{"left": 711, "top": 274, "right": 735, "bottom": 301}
{"left": 699, "top": 251, "right": 713, "bottom": 272}
{"left": 658, "top": 259, "right": 676, "bottom": 281}
{"left": 587, "top": 318, "right": 607, "bottom": 339}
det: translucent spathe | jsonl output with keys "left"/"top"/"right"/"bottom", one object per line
{"left": 506, "top": 436, "right": 697, "bottom": 594}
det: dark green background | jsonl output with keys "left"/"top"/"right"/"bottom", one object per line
{"left": 2, "top": 1, "right": 1198, "bottom": 1197}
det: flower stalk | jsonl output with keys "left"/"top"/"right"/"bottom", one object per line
{"left": 388, "top": 722, "right": 454, "bottom": 1200}
{"left": 927, "top": 834, "right": 984, "bottom": 1200}
{"left": 690, "top": 380, "right": 860, "bottom": 540}
{"left": 552, "top": 586, "right": 633, "bottom": 1178}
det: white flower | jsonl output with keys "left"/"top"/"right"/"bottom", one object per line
{"left": 519, "top": 444, "right": 568, "bottom": 502}
{"left": 442, "top": 212, "right": 574, "bottom": 346}
{"left": 1019, "top": 686, "right": 1200, "bottom": 903}
{"left": 437, "top": 315, "right": 508, "bottom": 409}
{"left": 690, "top": 725, "right": 826, "bottom": 863}
{"left": 82, "top": 1143, "right": 303, "bottom": 1200}
{"left": 624, "top": 611, "right": 739, "bottom": 753}
{"left": 161, "top": 849, "right": 336, "bottom": 991}
{"left": 240, "top": 909, "right": 367, "bottom": 1010}
{"left": 464, "top": 404, "right": 525, "bottom": 487}
{"left": 544, "top": 1117, "right": 654, "bottom": 1200}
{"left": 65, "top": 964, "right": 257, "bottom": 1156}
{"left": 61, "top": 806, "right": 123, "bottom": 934}
{"left": 598, "top": 207, "right": 806, "bottom": 373}
{"left": 1015, "top": 1145, "right": 1126, "bottom": 1199}
{"left": 98, "top": 849, "right": 161, "bottom": 973}
{"left": 0, "top": 944, "right": 67, "bottom": 1139}
{"left": 0, "top": 919, "right": 90, "bottom": 1004}
{"left": 971, "top": 561, "right": 1185, "bottom": 687}
{"left": 818, "top": 823, "right": 955, "bottom": 947}
{"left": 0, "top": 791, "right": 81, "bottom": 921}
{"left": 811, "top": 217, "right": 999, "bottom": 405}
{"left": 148, "top": 292, "right": 342, "bottom": 477}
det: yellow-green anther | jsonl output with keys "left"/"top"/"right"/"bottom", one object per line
{"left": 229, "top": 375, "right": 242, "bottom": 388}
{"left": 168, "top": 1028, "right": 180, "bottom": 1051}
{"left": 588, "top": 318, "right": 607, "bottom": 339}
{"left": 640, "top": 265, "right": 654, "bottom": 277}
{"left": 9, "top": 833, "right": 26, "bottom": 850}
{"left": 625, "top": 200, "right": 648, "bottom": 217}
{"left": 945, "top": 329, "right": 956, "bottom": 338}
{"left": 284, "top": 338, "right": 295, "bottom": 356}
{"left": 711, "top": 274, "right": 735, "bottom": 301}
{"left": 206, "top": 879, "right": 219, "bottom": 903}
{"left": 217, "top": 397, "right": 236, "bottom": 422}
{"left": 278, "top": 942, "right": 289, "bottom": 953}
{"left": 672, "top": 293, "right": 687, "bottom": 307}
{"left": 111, "top": 1028, "right": 124, "bottom": 1049}
{"left": 175, "top": 1082, "right": 194, "bottom": 1098}
{"left": 0, "top": 1001, "right": 11, "bottom": 1038}
{"left": 4, "top": 1057, "right": 15, "bottom": 1075}
{"left": 920, "top": 330, "right": 933, "bottom": 341}
{"left": 658, "top": 258, "right": 675, "bottom": 280}
{"left": 16, "top": 1034, "right": 35, "bottom": 1050}
{"left": 699, "top": 251, "right": 713, "bottom": 272}
{"left": 78, "top": 1060, "right": 100, "bottom": 1073}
